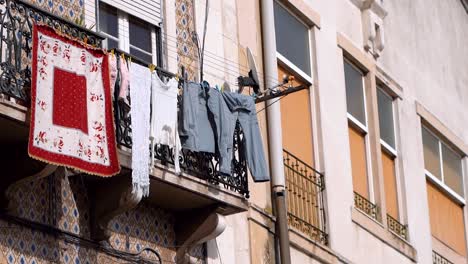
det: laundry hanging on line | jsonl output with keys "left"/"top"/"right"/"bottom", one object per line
{"left": 129, "top": 62, "right": 152, "bottom": 197}
{"left": 150, "top": 71, "right": 181, "bottom": 174}
{"left": 179, "top": 80, "right": 270, "bottom": 182}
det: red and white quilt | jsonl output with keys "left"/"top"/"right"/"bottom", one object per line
{"left": 28, "top": 24, "right": 120, "bottom": 176}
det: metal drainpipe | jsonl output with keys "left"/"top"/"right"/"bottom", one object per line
{"left": 260, "top": 0, "right": 291, "bottom": 263}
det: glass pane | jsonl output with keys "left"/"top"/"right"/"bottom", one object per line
{"left": 130, "top": 47, "right": 152, "bottom": 63}
{"left": 344, "top": 61, "right": 366, "bottom": 125}
{"left": 442, "top": 144, "right": 464, "bottom": 197}
{"left": 274, "top": 2, "right": 311, "bottom": 74}
{"left": 99, "top": 3, "right": 118, "bottom": 37}
{"left": 422, "top": 127, "right": 442, "bottom": 179}
{"left": 129, "top": 16, "right": 152, "bottom": 53}
{"left": 106, "top": 37, "right": 119, "bottom": 50}
{"left": 377, "top": 88, "right": 395, "bottom": 148}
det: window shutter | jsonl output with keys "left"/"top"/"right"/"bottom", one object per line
{"left": 349, "top": 125, "right": 369, "bottom": 198}
{"left": 100, "top": 0, "right": 162, "bottom": 25}
{"left": 382, "top": 150, "right": 398, "bottom": 219}
{"left": 427, "top": 181, "right": 467, "bottom": 256}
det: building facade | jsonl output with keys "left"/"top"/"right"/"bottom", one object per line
{"left": 0, "top": 0, "right": 467, "bottom": 263}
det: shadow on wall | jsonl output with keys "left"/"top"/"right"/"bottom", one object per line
{"left": 1, "top": 172, "right": 207, "bottom": 263}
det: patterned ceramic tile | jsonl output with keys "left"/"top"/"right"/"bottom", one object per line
{"left": 175, "top": 0, "right": 199, "bottom": 81}
{"left": 0, "top": 170, "right": 210, "bottom": 264}
{"left": 23, "top": 0, "right": 85, "bottom": 24}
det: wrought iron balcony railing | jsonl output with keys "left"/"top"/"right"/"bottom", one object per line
{"left": 354, "top": 191, "right": 379, "bottom": 221}
{"left": 0, "top": 1, "right": 249, "bottom": 198}
{"left": 0, "top": 0, "right": 104, "bottom": 103}
{"left": 283, "top": 149, "right": 327, "bottom": 245}
{"left": 387, "top": 214, "right": 408, "bottom": 240}
{"left": 433, "top": 251, "right": 453, "bottom": 264}
{"left": 114, "top": 51, "right": 249, "bottom": 198}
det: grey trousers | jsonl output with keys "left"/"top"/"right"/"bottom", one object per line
{"left": 179, "top": 82, "right": 216, "bottom": 153}
{"left": 207, "top": 89, "right": 269, "bottom": 182}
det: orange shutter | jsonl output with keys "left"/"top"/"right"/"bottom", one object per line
{"left": 278, "top": 65, "right": 314, "bottom": 166}
{"left": 348, "top": 125, "right": 369, "bottom": 198}
{"left": 382, "top": 150, "right": 399, "bottom": 219}
{"left": 427, "top": 181, "right": 467, "bottom": 256}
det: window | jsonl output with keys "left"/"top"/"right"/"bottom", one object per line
{"left": 274, "top": 1, "right": 311, "bottom": 75}
{"left": 344, "top": 60, "right": 370, "bottom": 200}
{"left": 98, "top": 2, "right": 158, "bottom": 63}
{"left": 274, "top": 3, "right": 324, "bottom": 242}
{"left": 422, "top": 126, "right": 464, "bottom": 198}
{"left": 129, "top": 16, "right": 152, "bottom": 62}
{"left": 422, "top": 125, "right": 466, "bottom": 256}
{"left": 344, "top": 60, "right": 366, "bottom": 126}
{"left": 377, "top": 89, "right": 395, "bottom": 149}
{"left": 98, "top": 3, "right": 119, "bottom": 49}
{"left": 376, "top": 88, "right": 399, "bottom": 221}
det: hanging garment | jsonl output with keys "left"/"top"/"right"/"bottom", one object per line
{"left": 211, "top": 91, "right": 269, "bottom": 182}
{"left": 150, "top": 74, "right": 181, "bottom": 173}
{"left": 129, "top": 63, "right": 152, "bottom": 196}
{"left": 206, "top": 87, "right": 232, "bottom": 174}
{"left": 118, "top": 57, "right": 130, "bottom": 105}
{"left": 108, "top": 53, "right": 118, "bottom": 97}
{"left": 179, "top": 81, "right": 216, "bottom": 153}
{"left": 29, "top": 24, "right": 120, "bottom": 176}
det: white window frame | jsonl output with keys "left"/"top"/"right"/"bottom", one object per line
{"left": 378, "top": 88, "right": 397, "bottom": 156}
{"left": 97, "top": 2, "right": 158, "bottom": 64}
{"left": 423, "top": 125, "right": 466, "bottom": 205}
{"left": 344, "top": 58, "right": 375, "bottom": 204}
{"left": 377, "top": 87, "right": 408, "bottom": 225}
{"left": 274, "top": 0, "right": 313, "bottom": 82}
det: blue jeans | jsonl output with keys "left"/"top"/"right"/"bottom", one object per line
{"left": 207, "top": 89, "right": 269, "bottom": 182}
{"left": 179, "top": 81, "right": 216, "bottom": 153}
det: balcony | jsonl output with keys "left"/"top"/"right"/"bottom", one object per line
{"left": 354, "top": 191, "right": 379, "bottom": 221}
{"left": 0, "top": 0, "right": 248, "bottom": 245}
{"left": 433, "top": 251, "right": 454, "bottom": 264}
{"left": 283, "top": 149, "right": 328, "bottom": 245}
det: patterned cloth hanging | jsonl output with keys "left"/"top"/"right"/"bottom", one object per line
{"left": 28, "top": 24, "right": 120, "bottom": 176}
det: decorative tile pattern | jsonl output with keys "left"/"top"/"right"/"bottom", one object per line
{"left": 7, "top": 177, "right": 53, "bottom": 225}
{"left": 109, "top": 202, "right": 177, "bottom": 262}
{"left": 175, "top": 0, "right": 199, "bottom": 81}
{"left": 189, "top": 243, "right": 207, "bottom": 264}
{"left": 23, "top": 0, "right": 85, "bottom": 25}
{"left": 0, "top": 171, "right": 208, "bottom": 263}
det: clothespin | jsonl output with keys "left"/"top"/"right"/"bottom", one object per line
{"left": 120, "top": 53, "right": 125, "bottom": 60}
{"left": 83, "top": 37, "right": 88, "bottom": 45}
{"left": 288, "top": 75, "right": 295, "bottom": 87}
{"left": 175, "top": 74, "right": 180, "bottom": 82}
{"left": 110, "top": 49, "right": 115, "bottom": 57}
{"left": 149, "top": 63, "right": 156, "bottom": 73}
{"left": 128, "top": 56, "right": 132, "bottom": 64}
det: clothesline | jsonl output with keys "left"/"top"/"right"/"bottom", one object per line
{"left": 111, "top": 48, "right": 187, "bottom": 82}
{"left": 113, "top": 47, "right": 304, "bottom": 115}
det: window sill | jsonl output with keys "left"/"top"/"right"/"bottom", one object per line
{"left": 432, "top": 236, "right": 467, "bottom": 264}
{"left": 351, "top": 208, "right": 417, "bottom": 262}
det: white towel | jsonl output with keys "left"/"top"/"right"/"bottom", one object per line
{"left": 129, "top": 63, "right": 152, "bottom": 196}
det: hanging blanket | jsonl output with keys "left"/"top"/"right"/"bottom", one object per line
{"left": 28, "top": 24, "right": 120, "bottom": 176}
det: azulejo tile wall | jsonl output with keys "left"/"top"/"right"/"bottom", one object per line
{"left": 1, "top": 172, "right": 206, "bottom": 264}
{"left": 175, "top": 0, "right": 199, "bottom": 81}
{"left": 23, "top": 0, "right": 85, "bottom": 25}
